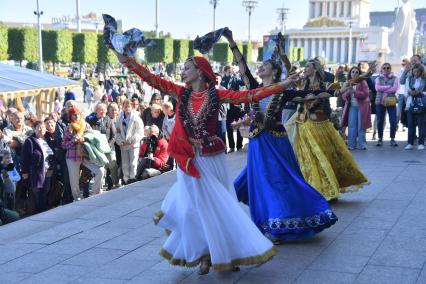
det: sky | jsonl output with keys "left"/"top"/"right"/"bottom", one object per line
{"left": 0, "top": 0, "right": 425, "bottom": 42}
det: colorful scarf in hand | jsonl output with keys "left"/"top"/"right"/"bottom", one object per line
{"left": 194, "top": 28, "right": 226, "bottom": 54}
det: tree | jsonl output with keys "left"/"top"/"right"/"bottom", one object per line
{"left": 145, "top": 38, "right": 174, "bottom": 63}
{"left": 173, "top": 39, "right": 189, "bottom": 63}
{"left": 97, "top": 34, "right": 118, "bottom": 66}
{"left": 42, "top": 30, "right": 72, "bottom": 73}
{"left": 8, "top": 27, "right": 38, "bottom": 63}
{"left": 0, "top": 25, "right": 8, "bottom": 61}
{"left": 72, "top": 32, "right": 98, "bottom": 64}
{"left": 213, "top": 42, "right": 233, "bottom": 64}
{"left": 242, "top": 43, "right": 253, "bottom": 63}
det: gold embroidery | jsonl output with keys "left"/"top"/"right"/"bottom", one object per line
{"left": 159, "top": 246, "right": 277, "bottom": 271}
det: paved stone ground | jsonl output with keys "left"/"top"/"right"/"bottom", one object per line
{"left": 1, "top": 130, "right": 426, "bottom": 284}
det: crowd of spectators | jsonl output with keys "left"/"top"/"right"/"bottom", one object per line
{"left": 1, "top": 53, "right": 425, "bottom": 226}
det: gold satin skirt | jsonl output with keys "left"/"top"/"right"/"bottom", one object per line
{"left": 294, "top": 119, "right": 369, "bottom": 201}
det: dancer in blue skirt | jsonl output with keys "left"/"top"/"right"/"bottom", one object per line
{"left": 224, "top": 29, "right": 337, "bottom": 243}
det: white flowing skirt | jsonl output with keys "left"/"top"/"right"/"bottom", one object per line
{"left": 156, "top": 152, "right": 276, "bottom": 271}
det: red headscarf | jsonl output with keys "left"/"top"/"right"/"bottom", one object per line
{"left": 193, "top": 56, "right": 217, "bottom": 84}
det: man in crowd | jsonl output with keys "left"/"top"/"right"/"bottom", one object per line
{"left": 3, "top": 111, "right": 33, "bottom": 143}
{"left": 86, "top": 102, "right": 116, "bottom": 190}
{"left": 136, "top": 125, "right": 169, "bottom": 180}
{"left": 221, "top": 65, "right": 245, "bottom": 152}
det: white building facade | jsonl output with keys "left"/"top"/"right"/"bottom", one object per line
{"left": 286, "top": 0, "right": 390, "bottom": 64}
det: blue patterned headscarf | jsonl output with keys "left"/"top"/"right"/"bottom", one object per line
{"left": 193, "top": 28, "right": 226, "bottom": 54}
{"left": 102, "top": 14, "right": 154, "bottom": 56}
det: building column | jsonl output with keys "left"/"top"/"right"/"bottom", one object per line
{"left": 290, "top": 38, "right": 296, "bottom": 48}
{"left": 304, "top": 39, "right": 309, "bottom": 59}
{"left": 354, "top": 37, "right": 359, "bottom": 63}
{"left": 322, "top": 1, "right": 327, "bottom": 17}
{"left": 331, "top": 1, "right": 336, "bottom": 17}
{"left": 325, "top": 38, "right": 332, "bottom": 62}
{"left": 315, "top": 1, "right": 321, "bottom": 17}
{"left": 318, "top": 38, "right": 324, "bottom": 58}
{"left": 336, "top": 1, "right": 342, "bottom": 17}
{"left": 343, "top": 1, "right": 349, "bottom": 17}
{"left": 333, "top": 38, "right": 339, "bottom": 63}
{"left": 310, "top": 38, "right": 317, "bottom": 58}
{"left": 340, "top": 37, "right": 347, "bottom": 63}
{"left": 297, "top": 38, "right": 303, "bottom": 48}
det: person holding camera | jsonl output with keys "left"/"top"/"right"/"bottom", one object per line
{"left": 21, "top": 121, "right": 54, "bottom": 213}
{"left": 136, "top": 125, "right": 169, "bottom": 180}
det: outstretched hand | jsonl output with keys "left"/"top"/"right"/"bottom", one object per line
{"left": 115, "top": 51, "right": 130, "bottom": 65}
{"left": 283, "top": 71, "right": 302, "bottom": 85}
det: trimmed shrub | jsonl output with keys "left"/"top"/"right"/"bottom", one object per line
{"left": 8, "top": 27, "right": 38, "bottom": 62}
{"left": 72, "top": 32, "right": 98, "bottom": 64}
{"left": 145, "top": 38, "right": 174, "bottom": 63}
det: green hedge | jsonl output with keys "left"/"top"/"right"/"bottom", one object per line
{"left": 0, "top": 25, "right": 8, "bottom": 61}
{"left": 8, "top": 27, "right": 38, "bottom": 62}
{"left": 242, "top": 43, "right": 253, "bottom": 63}
{"left": 213, "top": 42, "right": 233, "bottom": 64}
{"left": 72, "top": 32, "right": 98, "bottom": 64}
{"left": 145, "top": 38, "right": 173, "bottom": 63}
{"left": 173, "top": 39, "right": 189, "bottom": 63}
{"left": 97, "top": 34, "right": 118, "bottom": 65}
{"left": 42, "top": 30, "right": 72, "bottom": 63}
{"left": 257, "top": 47, "right": 263, "bottom": 62}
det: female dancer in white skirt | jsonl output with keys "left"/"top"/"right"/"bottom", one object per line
{"left": 116, "top": 53, "right": 298, "bottom": 274}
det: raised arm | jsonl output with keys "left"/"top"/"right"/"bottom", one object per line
{"left": 217, "top": 74, "right": 300, "bottom": 104}
{"left": 119, "top": 56, "right": 185, "bottom": 97}
{"left": 223, "top": 28, "right": 259, "bottom": 90}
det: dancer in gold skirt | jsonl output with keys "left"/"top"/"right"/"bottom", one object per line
{"left": 293, "top": 93, "right": 369, "bottom": 201}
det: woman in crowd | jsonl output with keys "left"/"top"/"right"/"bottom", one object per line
{"left": 21, "top": 121, "right": 54, "bottom": 213}
{"left": 116, "top": 99, "right": 144, "bottom": 184}
{"left": 62, "top": 106, "right": 104, "bottom": 200}
{"left": 107, "top": 102, "right": 121, "bottom": 187}
{"left": 341, "top": 66, "right": 372, "bottom": 150}
{"left": 142, "top": 93, "right": 162, "bottom": 124}
{"left": 374, "top": 63, "right": 399, "bottom": 146}
{"left": 405, "top": 63, "right": 426, "bottom": 150}
{"left": 224, "top": 29, "right": 337, "bottom": 242}
{"left": 145, "top": 103, "right": 164, "bottom": 129}
{"left": 116, "top": 51, "right": 301, "bottom": 274}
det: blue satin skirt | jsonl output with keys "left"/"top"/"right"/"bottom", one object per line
{"left": 234, "top": 131, "right": 337, "bottom": 240}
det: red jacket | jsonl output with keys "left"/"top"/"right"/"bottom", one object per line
{"left": 139, "top": 138, "right": 169, "bottom": 169}
{"left": 125, "top": 58, "right": 289, "bottom": 178}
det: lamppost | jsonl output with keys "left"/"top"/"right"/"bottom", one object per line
{"left": 34, "top": 0, "right": 43, "bottom": 72}
{"left": 210, "top": 0, "right": 220, "bottom": 31}
{"left": 155, "top": 0, "right": 159, "bottom": 38}
{"left": 276, "top": 4, "right": 289, "bottom": 35}
{"left": 346, "top": 19, "right": 356, "bottom": 65}
{"left": 242, "top": 0, "right": 258, "bottom": 42}
{"left": 76, "top": 0, "right": 81, "bottom": 32}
